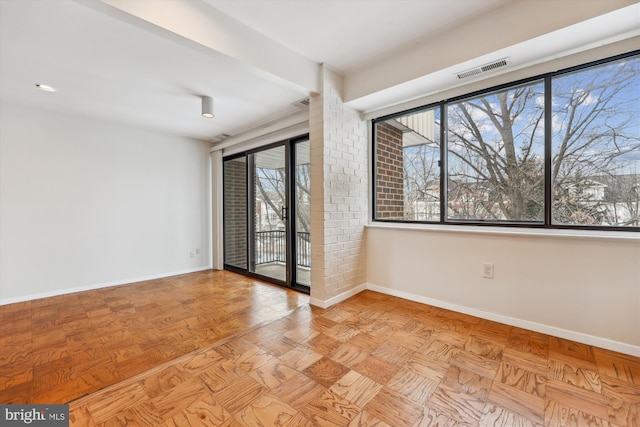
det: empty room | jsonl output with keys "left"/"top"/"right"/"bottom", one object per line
{"left": 0, "top": 0, "right": 638, "bottom": 426}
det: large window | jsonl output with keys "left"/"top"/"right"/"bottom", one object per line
{"left": 373, "top": 52, "right": 640, "bottom": 230}
{"left": 447, "top": 80, "right": 545, "bottom": 223}
{"left": 551, "top": 58, "right": 640, "bottom": 226}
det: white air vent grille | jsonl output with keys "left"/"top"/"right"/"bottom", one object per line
{"left": 457, "top": 68, "right": 482, "bottom": 79}
{"left": 212, "top": 133, "right": 232, "bottom": 143}
{"left": 293, "top": 98, "right": 310, "bottom": 109}
{"left": 456, "top": 58, "right": 511, "bottom": 80}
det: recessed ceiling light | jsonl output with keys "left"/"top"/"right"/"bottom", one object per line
{"left": 35, "top": 84, "right": 57, "bottom": 92}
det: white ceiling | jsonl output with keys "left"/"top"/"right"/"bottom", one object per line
{"left": 203, "top": 0, "right": 509, "bottom": 73}
{"left": 1, "top": 0, "right": 637, "bottom": 145}
{"left": 0, "top": 0, "right": 306, "bottom": 141}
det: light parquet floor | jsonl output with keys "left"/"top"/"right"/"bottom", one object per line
{"left": 1, "top": 271, "right": 639, "bottom": 426}
{"left": 0, "top": 270, "right": 308, "bottom": 404}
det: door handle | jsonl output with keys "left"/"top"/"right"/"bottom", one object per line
{"left": 280, "top": 206, "right": 288, "bottom": 221}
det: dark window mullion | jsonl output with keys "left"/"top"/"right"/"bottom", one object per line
{"left": 440, "top": 102, "right": 447, "bottom": 224}
{"left": 544, "top": 76, "right": 553, "bottom": 227}
{"left": 371, "top": 122, "right": 378, "bottom": 220}
{"left": 247, "top": 153, "right": 255, "bottom": 273}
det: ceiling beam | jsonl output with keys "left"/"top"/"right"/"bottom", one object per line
{"left": 80, "top": 0, "right": 320, "bottom": 95}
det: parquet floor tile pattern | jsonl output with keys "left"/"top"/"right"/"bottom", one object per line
{"left": 0, "top": 270, "right": 309, "bottom": 404}
{"left": 1, "top": 271, "right": 638, "bottom": 426}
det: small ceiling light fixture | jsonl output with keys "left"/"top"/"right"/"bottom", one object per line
{"left": 201, "top": 96, "right": 214, "bottom": 118}
{"left": 35, "top": 83, "right": 57, "bottom": 92}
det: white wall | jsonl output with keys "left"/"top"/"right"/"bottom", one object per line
{"left": 0, "top": 102, "right": 212, "bottom": 303}
{"left": 366, "top": 224, "right": 640, "bottom": 355}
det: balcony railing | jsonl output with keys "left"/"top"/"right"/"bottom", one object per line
{"left": 297, "top": 231, "right": 310, "bottom": 268}
{"left": 255, "top": 230, "right": 310, "bottom": 268}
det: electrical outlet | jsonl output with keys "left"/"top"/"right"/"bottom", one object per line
{"left": 195, "top": 248, "right": 200, "bottom": 255}
{"left": 190, "top": 251, "right": 195, "bottom": 258}
{"left": 483, "top": 263, "right": 494, "bottom": 279}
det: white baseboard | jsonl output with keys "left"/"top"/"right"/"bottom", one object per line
{"left": 0, "top": 266, "right": 214, "bottom": 306}
{"left": 309, "top": 283, "right": 368, "bottom": 309}
{"left": 366, "top": 283, "right": 640, "bottom": 357}
{"left": 4, "top": 272, "right": 637, "bottom": 357}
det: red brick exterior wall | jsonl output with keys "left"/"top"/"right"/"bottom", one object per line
{"left": 223, "top": 159, "right": 247, "bottom": 268}
{"left": 375, "top": 122, "right": 404, "bottom": 219}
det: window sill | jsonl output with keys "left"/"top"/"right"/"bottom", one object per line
{"left": 366, "top": 221, "right": 640, "bottom": 242}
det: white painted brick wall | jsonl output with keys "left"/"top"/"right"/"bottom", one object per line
{"left": 309, "top": 66, "right": 368, "bottom": 302}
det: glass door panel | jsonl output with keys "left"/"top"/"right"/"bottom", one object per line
{"left": 223, "top": 156, "right": 247, "bottom": 270}
{"left": 249, "top": 145, "right": 288, "bottom": 282}
{"left": 294, "top": 139, "right": 311, "bottom": 287}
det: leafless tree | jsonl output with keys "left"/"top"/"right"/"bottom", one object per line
{"left": 404, "top": 143, "right": 440, "bottom": 220}
{"left": 255, "top": 168, "right": 285, "bottom": 231}
{"left": 551, "top": 58, "right": 640, "bottom": 225}
{"left": 295, "top": 163, "right": 311, "bottom": 233}
{"left": 447, "top": 83, "right": 545, "bottom": 221}
{"left": 254, "top": 165, "right": 311, "bottom": 233}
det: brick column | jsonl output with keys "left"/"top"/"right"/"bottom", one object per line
{"left": 309, "top": 66, "right": 368, "bottom": 305}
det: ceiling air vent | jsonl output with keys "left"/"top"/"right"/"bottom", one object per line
{"left": 455, "top": 57, "right": 511, "bottom": 80}
{"left": 293, "top": 98, "right": 310, "bottom": 109}
{"left": 212, "top": 133, "right": 232, "bottom": 143}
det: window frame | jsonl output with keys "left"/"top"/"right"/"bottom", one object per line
{"left": 371, "top": 50, "right": 640, "bottom": 232}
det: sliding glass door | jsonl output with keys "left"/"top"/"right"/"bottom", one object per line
{"left": 294, "top": 139, "right": 310, "bottom": 287}
{"left": 249, "top": 144, "right": 288, "bottom": 282}
{"left": 223, "top": 136, "right": 310, "bottom": 292}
